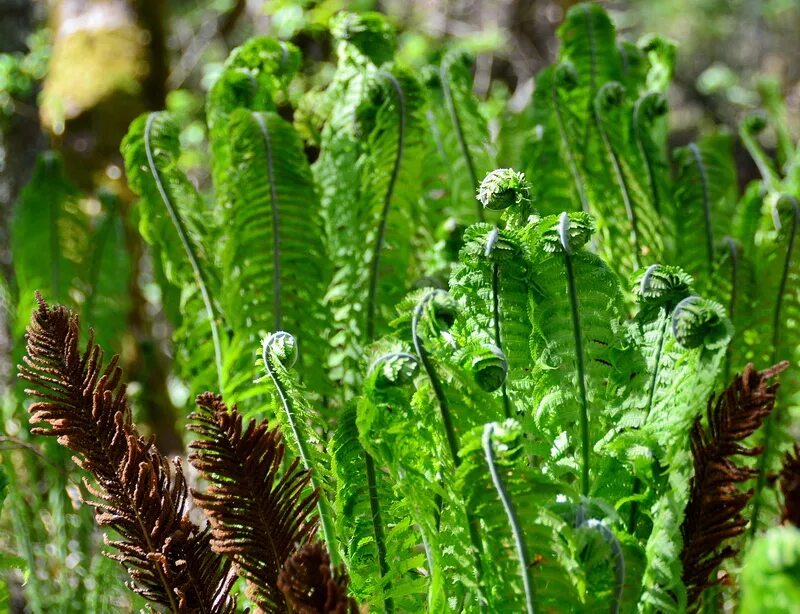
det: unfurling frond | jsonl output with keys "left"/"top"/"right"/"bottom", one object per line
{"left": 277, "top": 541, "right": 358, "bottom": 614}
{"left": 18, "top": 295, "right": 235, "bottom": 613}
{"left": 189, "top": 393, "right": 319, "bottom": 613}
{"left": 680, "top": 362, "right": 789, "bottom": 606}
{"left": 477, "top": 168, "right": 530, "bottom": 212}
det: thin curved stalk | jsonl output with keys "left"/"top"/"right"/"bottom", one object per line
{"left": 551, "top": 81, "right": 590, "bottom": 215}
{"left": 633, "top": 93, "right": 662, "bottom": 214}
{"left": 144, "top": 114, "right": 225, "bottom": 393}
{"left": 486, "top": 228, "right": 511, "bottom": 417}
{"left": 492, "top": 262, "right": 511, "bottom": 418}
{"left": 412, "top": 290, "right": 488, "bottom": 612}
{"left": 440, "top": 61, "right": 484, "bottom": 222}
{"left": 262, "top": 343, "right": 340, "bottom": 566}
{"left": 252, "top": 113, "right": 283, "bottom": 331}
{"left": 482, "top": 424, "right": 535, "bottom": 614}
{"left": 594, "top": 89, "right": 642, "bottom": 270}
{"left": 362, "top": 75, "right": 406, "bottom": 612}
{"left": 750, "top": 196, "right": 798, "bottom": 536}
{"left": 722, "top": 236, "right": 739, "bottom": 385}
{"left": 627, "top": 314, "right": 670, "bottom": 532}
{"left": 412, "top": 291, "right": 460, "bottom": 465}
{"left": 688, "top": 143, "right": 715, "bottom": 276}
{"left": 559, "top": 213, "right": 591, "bottom": 496}
{"left": 740, "top": 122, "right": 780, "bottom": 191}
{"left": 366, "top": 71, "right": 406, "bottom": 341}
{"left": 363, "top": 453, "right": 394, "bottom": 613}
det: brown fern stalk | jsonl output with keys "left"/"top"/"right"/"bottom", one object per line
{"left": 277, "top": 541, "right": 358, "bottom": 614}
{"left": 680, "top": 361, "right": 789, "bottom": 606}
{"left": 779, "top": 444, "right": 800, "bottom": 527}
{"left": 189, "top": 393, "right": 320, "bottom": 613}
{"left": 18, "top": 295, "right": 235, "bottom": 613}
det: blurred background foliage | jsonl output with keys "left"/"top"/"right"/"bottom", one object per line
{"left": 0, "top": 0, "right": 798, "bottom": 611}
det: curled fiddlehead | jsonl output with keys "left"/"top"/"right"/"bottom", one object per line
{"left": 577, "top": 512, "right": 626, "bottom": 614}
{"left": 671, "top": 296, "right": 733, "bottom": 351}
{"left": 477, "top": 168, "right": 532, "bottom": 225}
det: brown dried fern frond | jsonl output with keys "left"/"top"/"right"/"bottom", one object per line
{"left": 680, "top": 361, "right": 788, "bottom": 607}
{"left": 779, "top": 444, "right": 800, "bottom": 527}
{"left": 189, "top": 393, "right": 319, "bottom": 613}
{"left": 18, "top": 294, "right": 236, "bottom": 613}
{"left": 277, "top": 541, "right": 358, "bottom": 614}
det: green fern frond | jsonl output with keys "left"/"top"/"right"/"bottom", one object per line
{"left": 122, "top": 111, "right": 225, "bottom": 393}
{"left": 672, "top": 135, "right": 737, "bottom": 288}
{"left": 260, "top": 332, "right": 339, "bottom": 564}
{"left": 222, "top": 109, "right": 329, "bottom": 392}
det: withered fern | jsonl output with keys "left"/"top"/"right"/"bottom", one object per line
{"left": 18, "top": 295, "right": 236, "bottom": 613}
{"left": 680, "top": 362, "right": 788, "bottom": 606}
{"left": 189, "top": 393, "right": 319, "bottom": 613}
{"left": 779, "top": 444, "right": 800, "bottom": 527}
{"left": 277, "top": 541, "right": 358, "bottom": 614}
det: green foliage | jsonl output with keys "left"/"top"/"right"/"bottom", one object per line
{"left": 9, "top": 3, "right": 800, "bottom": 612}
{"left": 740, "top": 526, "right": 800, "bottom": 613}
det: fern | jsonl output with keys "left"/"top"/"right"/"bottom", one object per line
{"left": 11, "top": 153, "right": 88, "bottom": 338}
{"left": 19, "top": 296, "right": 236, "bottom": 612}
{"left": 188, "top": 393, "right": 318, "bottom": 612}
{"left": 261, "top": 332, "right": 339, "bottom": 564}
{"left": 672, "top": 135, "right": 737, "bottom": 289}
{"left": 222, "top": 108, "right": 329, "bottom": 391}
{"left": 430, "top": 49, "right": 495, "bottom": 223}
{"left": 122, "top": 111, "right": 225, "bottom": 394}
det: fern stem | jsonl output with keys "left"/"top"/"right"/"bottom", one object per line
{"left": 440, "top": 62, "right": 484, "bottom": 222}
{"left": 144, "top": 114, "right": 225, "bottom": 393}
{"left": 252, "top": 112, "right": 283, "bottom": 330}
{"left": 633, "top": 93, "right": 662, "bottom": 214}
{"left": 412, "top": 291, "right": 460, "bottom": 465}
{"left": 559, "top": 213, "right": 591, "bottom": 497}
{"left": 688, "top": 143, "right": 715, "bottom": 276}
{"left": 740, "top": 121, "right": 780, "bottom": 190}
{"left": 551, "top": 81, "right": 590, "bottom": 215}
{"left": 262, "top": 338, "right": 341, "bottom": 565}
{"left": 366, "top": 72, "right": 406, "bottom": 341}
{"left": 750, "top": 196, "right": 798, "bottom": 537}
{"left": 412, "top": 290, "right": 488, "bottom": 612}
{"left": 722, "top": 236, "right": 739, "bottom": 385}
{"left": 362, "top": 75, "right": 407, "bottom": 612}
{"left": 482, "top": 424, "right": 535, "bottom": 614}
{"left": 492, "top": 262, "right": 511, "bottom": 418}
{"left": 364, "top": 453, "right": 394, "bottom": 614}
{"left": 594, "top": 86, "right": 642, "bottom": 270}
{"left": 627, "top": 314, "right": 670, "bottom": 532}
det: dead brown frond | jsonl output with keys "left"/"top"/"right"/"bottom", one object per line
{"left": 680, "top": 361, "right": 789, "bottom": 607}
{"left": 18, "top": 294, "right": 235, "bottom": 613}
{"left": 189, "top": 392, "right": 319, "bottom": 613}
{"left": 277, "top": 541, "right": 358, "bottom": 614}
{"left": 779, "top": 444, "right": 800, "bottom": 527}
